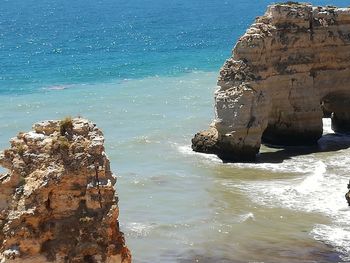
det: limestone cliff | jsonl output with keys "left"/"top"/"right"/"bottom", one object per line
{"left": 192, "top": 3, "right": 350, "bottom": 161}
{"left": 0, "top": 118, "right": 131, "bottom": 263}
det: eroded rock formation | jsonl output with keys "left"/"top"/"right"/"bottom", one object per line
{"left": 0, "top": 118, "right": 131, "bottom": 263}
{"left": 192, "top": 3, "right": 350, "bottom": 161}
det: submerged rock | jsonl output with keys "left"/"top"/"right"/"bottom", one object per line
{"left": 346, "top": 180, "right": 350, "bottom": 206}
{"left": 0, "top": 118, "right": 131, "bottom": 263}
{"left": 193, "top": 2, "right": 350, "bottom": 161}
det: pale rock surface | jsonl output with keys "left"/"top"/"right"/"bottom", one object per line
{"left": 0, "top": 118, "right": 131, "bottom": 263}
{"left": 192, "top": 3, "right": 350, "bottom": 161}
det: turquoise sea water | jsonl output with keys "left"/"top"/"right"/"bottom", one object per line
{"left": 1, "top": 0, "right": 348, "bottom": 94}
{"left": 2, "top": 0, "right": 350, "bottom": 262}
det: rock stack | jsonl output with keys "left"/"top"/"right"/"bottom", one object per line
{"left": 192, "top": 3, "right": 350, "bottom": 161}
{"left": 0, "top": 118, "right": 131, "bottom": 263}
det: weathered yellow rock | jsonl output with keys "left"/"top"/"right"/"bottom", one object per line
{"left": 193, "top": 3, "right": 350, "bottom": 161}
{"left": 0, "top": 118, "right": 131, "bottom": 263}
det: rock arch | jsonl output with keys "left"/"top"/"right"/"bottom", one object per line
{"left": 192, "top": 3, "right": 350, "bottom": 161}
{"left": 321, "top": 91, "right": 350, "bottom": 133}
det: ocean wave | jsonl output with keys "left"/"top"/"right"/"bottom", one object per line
{"left": 132, "top": 136, "right": 153, "bottom": 144}
{"left": 232, "top": 156, "right": 318, "bottom": 174}
{"left": 229, "top": 160, "right": 348, "bottom": 213}
{"left": 311, "top": 224, "right": 350, "bottom": 261}
{"left": 42, "top": 85, "right": 69, "bottom": 90}
{"left": 123, "top": 222, "right": 156, "bottom": 238}
{"left": 176, "top": 143, "right": 319, "bottom": 174}
{"left": 236, "top": 212, "right": 255, "bottom": 223}
{"left": 225, "top": 159, "right": 350, "bottom": 260}
{"left": 176, "top": 144, "right": 222, "bottom": 164}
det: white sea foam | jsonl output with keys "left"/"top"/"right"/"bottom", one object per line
{"left": 229, "top": 160, "right": 347, "bottom": 213}
{"left": 177, "top": 143, "right": 319, "bottom": 174}
{"left": 177, "top": 144, "right": 222, "bottom": 164}
{"left": 124, "top": 222, "right": 155, "bottom": 238}
{"left": 133, "top": 135, "right": 152, "bottom": 144}
{"left": 233, "top": 156, "right": 318, "bottom": 174}
{"left": 237, "top": 212, "right": 255, "bottom": 223}
{"left": 180, "top": 138, "right": 322, "bottom": 174}
{"left": 42, "top": 85, "right": 68, "bottom": 90}
{"left": 225, "top": 158, "right": 350, "bottom": 260}
{"left": 312, "top": 224, "right": 350, "bottom": 260}
{"left": 294, "top": 161, "right": 326, "bottom": 194}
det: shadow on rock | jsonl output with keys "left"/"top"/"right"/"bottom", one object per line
{"left": 257, "top": 133, "right": 350, "bottom": 164}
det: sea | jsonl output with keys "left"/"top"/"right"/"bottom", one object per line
{"left": 1, "top": 0, "right": 350, "bottom": 262}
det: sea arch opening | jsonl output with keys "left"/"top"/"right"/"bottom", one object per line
{"left": 321, "top": 91, "right": 350, "bottom": 134}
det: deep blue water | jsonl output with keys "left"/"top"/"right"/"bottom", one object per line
{"left": 1, "top": 0, "right": 348, "bottom": 94}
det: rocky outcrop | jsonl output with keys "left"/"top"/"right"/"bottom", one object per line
{"left": 0, "top": 118, "right": 131, "bottom": 263}
{"left": 192, "top": 3, "right": 350, "bottom": 161}
{"left": 346, "top": 180, "right": 350, "bottom": 206}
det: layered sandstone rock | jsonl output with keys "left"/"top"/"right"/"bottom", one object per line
{"left": 0, "top": 118, "right": 131, "bottom": 263}
{"left": 192, "top": 3, "right": 350, "bottom": 161}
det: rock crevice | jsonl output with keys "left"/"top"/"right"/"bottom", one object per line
{"left": 192, "top": 3, "right": 350, "bottom": 161}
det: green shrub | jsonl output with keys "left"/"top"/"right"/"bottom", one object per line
{"left": 18, "top": 175, "right": 25, "bottom": 186}
{"left": 60, "top": 116, "right": 73, "bottom": 136}
{"left": 58, "top": 136, "right": 70, "bottom": 151}
{"left": 15, "top": 144, "right": 25, "bottom": 156}
{"left": 51, "top": 136, "right": 70, "bottom": 152}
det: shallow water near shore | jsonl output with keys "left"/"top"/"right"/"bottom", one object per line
{"left": 1, "top": 71, "right": 350, "bottom": 262}
{"left": 2, "top": 0, "right": 350, "bottom": 261}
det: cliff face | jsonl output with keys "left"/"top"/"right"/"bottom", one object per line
{"left": 192, "top": 3, "right": 350, "bottom": 161}
{"left": 0, "top": 118, "right": 131, "bottom": 263}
